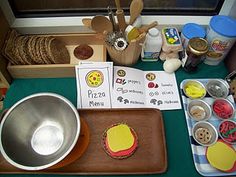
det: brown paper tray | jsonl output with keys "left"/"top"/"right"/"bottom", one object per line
{"left": 0, "top": 108, "right": 167, "bottom": 175}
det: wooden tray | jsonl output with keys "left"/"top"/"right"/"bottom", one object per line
{"left": 0, "top": 108, "right": 167, "bottom": 175}
{"left": 7, "top": 33, "right": 106, "bottom": 78}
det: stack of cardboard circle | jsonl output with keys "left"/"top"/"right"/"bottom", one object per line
{"left": 2, "top": 29, "right": 70, "bottom": 65}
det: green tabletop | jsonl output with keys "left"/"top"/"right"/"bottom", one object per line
{"left": 1, "top": 60, "right": 229, "bottom": 177}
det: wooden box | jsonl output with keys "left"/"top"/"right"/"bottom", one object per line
{"left": 7, "top": 33, "right": 106, "bottom": 78}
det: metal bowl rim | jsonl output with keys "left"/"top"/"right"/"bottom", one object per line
{"left": 0, "top": 92, "right": 81, "bottom": 171}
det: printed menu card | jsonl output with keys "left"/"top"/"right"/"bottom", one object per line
{"left": 75, "top": 62, "right": 181, "bottom": 110}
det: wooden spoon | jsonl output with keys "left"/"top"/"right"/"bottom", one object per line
{"left": 129, "top": 0, "right": 144, "bottom": 25}
{"left": 138, "top": 21, "right": 158, "bottom": 33}
{"left": 91, "top": 15, "right": 113, "bottom": 33}
{"left": 82, "top": 18, "right": 92, "bottom": 28}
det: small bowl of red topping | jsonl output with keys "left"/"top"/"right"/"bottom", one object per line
{"left": 218, "top": 120, "right": 236, "bottom": 144}
{"left": 212, "top": 98, "right": 235, "bottom": 120}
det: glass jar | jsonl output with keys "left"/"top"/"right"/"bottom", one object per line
{"left": 183, "top": 37, "right": 209, "bottom": 72}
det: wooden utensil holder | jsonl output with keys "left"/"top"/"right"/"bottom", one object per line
{"left": 105, "top": 33, "right": 146, "bottom": 66}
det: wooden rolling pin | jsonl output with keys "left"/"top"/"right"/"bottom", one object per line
{"left": 115, "top": 0, "right": 127, "bottom": 32}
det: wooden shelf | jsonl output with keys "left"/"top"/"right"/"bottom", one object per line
{"left": 7, "top": 34, "right": 106, "bottom": 78}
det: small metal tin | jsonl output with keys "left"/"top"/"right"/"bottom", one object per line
{"left": 206, "top": 79, "right": 229, "bottom": 99}
{"left": 212, "top": 98, "right": 235, "bottom": 120}
{"left": 187, "top": 99, "right": 212, "bottom": 121}
{"left": 192, "top": 121, "right": 218, "bottom": 146}
{"left": 218, "top": 119, "right": 236, "bottom": 144}
{"left": 183, "top": 80, "right": 206, "bottom": 99}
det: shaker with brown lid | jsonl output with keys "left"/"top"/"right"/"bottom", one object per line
{"left": 182, "top": 37, "right": 209, "bottom": 72}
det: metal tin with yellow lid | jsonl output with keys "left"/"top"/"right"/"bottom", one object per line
{"left": 183, "top": 37, "right": 209, "bottom": 72}
{"left": 187, "top": 37, "right": 209, "bottom": 55}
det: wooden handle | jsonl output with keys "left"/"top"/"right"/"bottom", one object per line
{"left": 116, "top": 12, "right": 127, "bottom": 32}
{"left": 115, "top": 0, "right": 121, "bottom": 10}
{"left": 138, "top": 21, "right": 158, "bottom": 33}
{"left": 82, "top": 18, "right": 92, "bottom": 28}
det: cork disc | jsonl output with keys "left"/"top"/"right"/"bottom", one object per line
{"left": 74, "top": 44, "right": 94, "bottom": 60}
{"left": 35, "top": 37, "right": 45, "bottom": 64}
{"left": 3, "top": 30, "right": 21, "bottom": 65}
{"left": 47, "top": 38, "right": 70, "bottom": 64}
{"left": 44, "top": 37, "right": 56, "bottom": 64}
{"left": 42, "top": 37, "right": 54, "bottom": 64}
{"left": 27, "top": 36, "right": 38, "bottom": 63}
{"left": 39, "top": 37, "right": 50, "bottom": 64}
{"left": 14, "top": 36, "right": 26, "bottom": 65}
{"left": 19, "top": 36, "right": 34, "bottom": 65}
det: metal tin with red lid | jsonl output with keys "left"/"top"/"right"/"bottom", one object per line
{"left": 212, "top": 98, "right": 235, "bottom": 120}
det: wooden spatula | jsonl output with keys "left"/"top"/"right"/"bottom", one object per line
{"left": 129, "top": 0, "right": 144, "bottom": 25}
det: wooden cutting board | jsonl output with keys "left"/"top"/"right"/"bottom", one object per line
{"left": 0, "top": 108, "right": 167, "bottom": 175}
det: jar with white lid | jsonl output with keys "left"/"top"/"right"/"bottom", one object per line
{"left": 141, "top": 28, "right": 162, "bottom": 61}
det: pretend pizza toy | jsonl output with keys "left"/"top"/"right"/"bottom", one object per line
{"left": 102, "top": 123, "right": 138, "bottom": 159}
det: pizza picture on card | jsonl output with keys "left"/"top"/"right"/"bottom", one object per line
{"left": 86, "top": 70, "right": 104, "bottom": 87}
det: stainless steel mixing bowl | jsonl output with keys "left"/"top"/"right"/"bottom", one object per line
{"left": 0, "top": 93, "right": 80, "bottom": 170}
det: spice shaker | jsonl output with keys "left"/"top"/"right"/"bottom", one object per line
{"left": 182, "top": 37, "right": 209, "bottom": 72}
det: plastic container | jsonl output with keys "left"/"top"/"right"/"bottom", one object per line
{"left": 205, "top": 15, "right": 236, "bottom": 65}
{"left": 141, "top": 28, "right": 162, "bottom": 61}
{"left": 181, "top": 23, "right": 206, "bottom": 48}
{"left": 125, "top": 25, "right": 140, "bottom": 43}
{"left": 161, "top": 27, "right": 182, "bottom": 52}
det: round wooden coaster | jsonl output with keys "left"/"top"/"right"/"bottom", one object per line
{"left": 73, "top": 44, "right": 94, "bottom": 60}
{"left": 49, "top": 117, "right": 90, "bottom": 169}
{"left": 47, "top": 38, "right": 70, "bottom": 64}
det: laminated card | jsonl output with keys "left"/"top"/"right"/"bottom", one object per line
{"left": 75, "top": 63, "right": 181, "bottom": 110}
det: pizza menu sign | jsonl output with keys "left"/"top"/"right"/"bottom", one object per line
{"left": 75, "top": 62, "right": 181, "bottom": 110}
